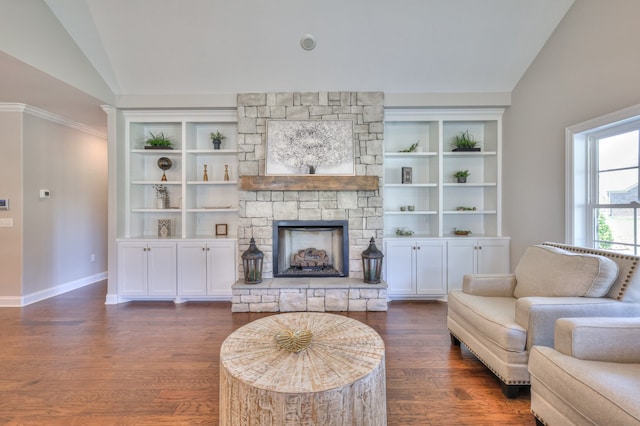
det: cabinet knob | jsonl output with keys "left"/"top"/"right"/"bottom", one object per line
{"left": 207, "top": 248, "right": 210, "bottom": 251}
{"left": 202, "top": 247, "right": 206, "bottom": 251}
{"left": 417, "top": 246, "right": 421, "bottom": 250}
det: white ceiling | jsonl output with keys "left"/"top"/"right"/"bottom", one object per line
{"left": 1, "top": 0, "right": 575, "bottom": 133}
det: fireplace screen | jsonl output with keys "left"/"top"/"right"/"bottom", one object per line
{"left": 273, "top": 220, "right": 349, "bottom": 277}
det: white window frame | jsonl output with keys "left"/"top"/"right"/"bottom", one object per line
{"left": 566, "top": 104, "right": 640, "bottom": 250}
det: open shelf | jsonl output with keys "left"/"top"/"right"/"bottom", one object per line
{"left": 384, "top": 109, "right": 503, "bottom": 237}
{"left": 122, "top": 110, "right": 239, "bottom": 239}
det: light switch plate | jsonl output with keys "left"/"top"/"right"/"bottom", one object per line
{"left": 0, "top": 218, "right": 13, "bottom": 227}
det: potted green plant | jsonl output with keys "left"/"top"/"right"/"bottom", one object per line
{"left": 210, "top": 131, "right": 226, "bottom": 150}
{"left": 453, "top": 228, "right": 472, "bottom": 236}
{"left": 454, "top": 170, "right": 470, "bottom": 183}
{"left": 452, "top": 130, "right": 480, "bottom": 151}
{"left": 144, "top": 132, "right": 174, "bottom": 149}
{"left": 398, "top": 140, "right": 420, "bottom": 153}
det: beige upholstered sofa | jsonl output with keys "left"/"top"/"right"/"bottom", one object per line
{"left": 528, "top": 317, "right": 640, "bottom": 425}
{"left": 447, "top": 242, "right": 640, "bottom": 397}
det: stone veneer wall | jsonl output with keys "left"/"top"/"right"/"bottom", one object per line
{"left": 236, "top": 92, "right": 384, "bottom": 279}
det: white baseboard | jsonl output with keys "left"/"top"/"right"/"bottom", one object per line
{"left": 104, "top": 293, "right": 119, "bottom": 305}
{"left": 104, "top": 294, "right": 233, "bottom": 304}
{"left": 0, "top": 272, "right": 107, "bottom": 307}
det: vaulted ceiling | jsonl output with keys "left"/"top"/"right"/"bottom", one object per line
{"left": 0, "top": 0, "right": 575, "bottom": 133}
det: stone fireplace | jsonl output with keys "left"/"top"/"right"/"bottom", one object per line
{"left": 273, "top": 220, "right": 349, "bottom": 278}
{"left": 232, "top": 91, "right": 386, "bottom": 312}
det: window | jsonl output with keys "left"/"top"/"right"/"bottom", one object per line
{"left": 567, "top": 105, "right": 640, "bottom": 254}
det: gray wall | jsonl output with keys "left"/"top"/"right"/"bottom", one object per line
{"left": 22, "top": 114, "right": 108, "bottom": 297}
{"left": 0, "top": 0, "right": 113, "bottom": 103}
{"left": 0, "top": 111, "right": 24, "bottom": 300}
{"left": 0, "top": 108, "right": 107, "bottom": 304}
{"left": 503, "top": 0, "right": 640, "bottom": 267}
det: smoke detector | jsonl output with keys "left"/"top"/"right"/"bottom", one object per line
{"left": 300, "top": 34, "right": 316, "bottom": 51}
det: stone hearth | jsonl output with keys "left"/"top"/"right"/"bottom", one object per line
{"left": 231, "top": 279, "right": 387, "bottom": 312}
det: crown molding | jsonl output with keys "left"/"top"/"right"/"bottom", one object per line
{"left": 0, "top": 102, "right": 106, "bottom": 138}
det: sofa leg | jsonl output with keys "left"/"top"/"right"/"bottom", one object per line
{"left": 450, "top": 333, "right": 461, "bottom": 346}
{"left": 500, "top": 382, "right": 520, "bottom": 398}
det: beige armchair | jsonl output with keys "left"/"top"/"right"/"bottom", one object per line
{"left": 529, "top": 317, "right": 640, "bottom": 425}
{"left": 447, "top": 242, "right": 640, "bottom": 397}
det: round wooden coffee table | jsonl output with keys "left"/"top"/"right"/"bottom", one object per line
{"left": 219, "top": 312, "right": 387, "bottom": 425}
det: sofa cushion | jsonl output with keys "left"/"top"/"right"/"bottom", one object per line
{"left": 514, "top": 245, "right": 619, "bottom": 298}
{"left": 554, "top": 317, "right": 640, "bottom": 362}
{"left": 529, "top": 346, "right": 640, "bottom": 425}
{"left": 448, "top": 290, "right": 526, "bottom": 352}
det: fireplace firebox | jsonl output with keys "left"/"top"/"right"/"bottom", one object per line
{"left": 273, "top": 220, "right": 349, "bottom": 277}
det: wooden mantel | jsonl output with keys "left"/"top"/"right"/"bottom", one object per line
{"left": 240, "top": 175, "right": 379, "bottom": 191}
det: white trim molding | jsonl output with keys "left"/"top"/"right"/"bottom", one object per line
{"left": 565, "top": 103, "right": 640, "bottom": 244}
{"left": 0, "top": 272, "right": 107, "bottom": 307}
{"left": 0, "top": 102, "right": 106, "bottom": 138}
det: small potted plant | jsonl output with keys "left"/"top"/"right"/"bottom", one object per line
{"left": 454, "top": 170, "right": 470, "bottom": 183}
{"left": 210, "top": 131, "right": 226, "bottom": 150}
{"left": 398, "top": 140, "right": 420, "bottom": 153}
{"left": 153, "top": 184, "right": 169, "bottom": 208}
{"left": 453, "top": 228, "right": 472, "bottom": 236}
{"left": 452, "top": 130, "right": 480, "bottom": 151}
{"left": 144, "top": 132, "right": 174, "bottom": 149}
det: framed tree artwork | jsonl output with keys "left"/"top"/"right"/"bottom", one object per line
{"left": 266, "top": 120, "right": 354, "bottom": 175}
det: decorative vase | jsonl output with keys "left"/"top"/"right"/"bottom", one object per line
{"left": 156, "top": 197, "right": 165, "bottom": 209}
{"left": 457, "top": 176, "right": 467, "bottom": 183}
{"left": 212, "top": 139, "right": 222, "bottom": 150}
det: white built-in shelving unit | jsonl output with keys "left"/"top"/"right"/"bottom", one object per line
{"left": 115, "top": 110, "right": 238, "bottom": 302}
{"left": 123, "top": 110, "right": 238, "bottom": 239}
{"left": 383, "top": 109, "right": 509, "bottom": 299}
{"left": 383, "top": 109, "right": 503, "bottom": 238}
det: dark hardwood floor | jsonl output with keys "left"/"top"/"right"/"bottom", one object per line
{"left": 0, "top": 281, "right": 535, "bottom": 425}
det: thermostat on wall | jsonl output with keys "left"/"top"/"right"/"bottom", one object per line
{"left": 0, "top": 199, "right": 8, "bottom": 210}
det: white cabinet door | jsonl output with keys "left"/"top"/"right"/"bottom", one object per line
{"left": 146, "top": 242, "right": 177, "bottom": 296}
{"left": 446, "top": 240, "right": 477, "bottom": 292}
{"left": 447, "top": 238, "right": 510, "bottom": 292}
{"left": 384, "top": 240, "right": 416, "bottom": 295}
{"left": 118, "top": 241, "right": 176, "bottom": 296}
{"left": 207, "top": 240, "right": 237, "bottom": 296}
{"left": 415, "top": 240, "right": 447, "bottom": 295}
{"left": 118, "top": 242, "right": 149, "bottom": 296}
{"left": 177, "top": 242, "right": 208, "bottom": 296}
{"left": 177, "top": 240, "right": 236, "bottom": 298}
{"left": 477, "top": 240, "right": 509, "bottom": 274}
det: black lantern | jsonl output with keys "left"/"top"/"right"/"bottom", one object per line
{"left": 361, "top": 237, "right": 384, "bottom": 284}
{"left": 242, "top": 237, "right": 264, "bottom": 284}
